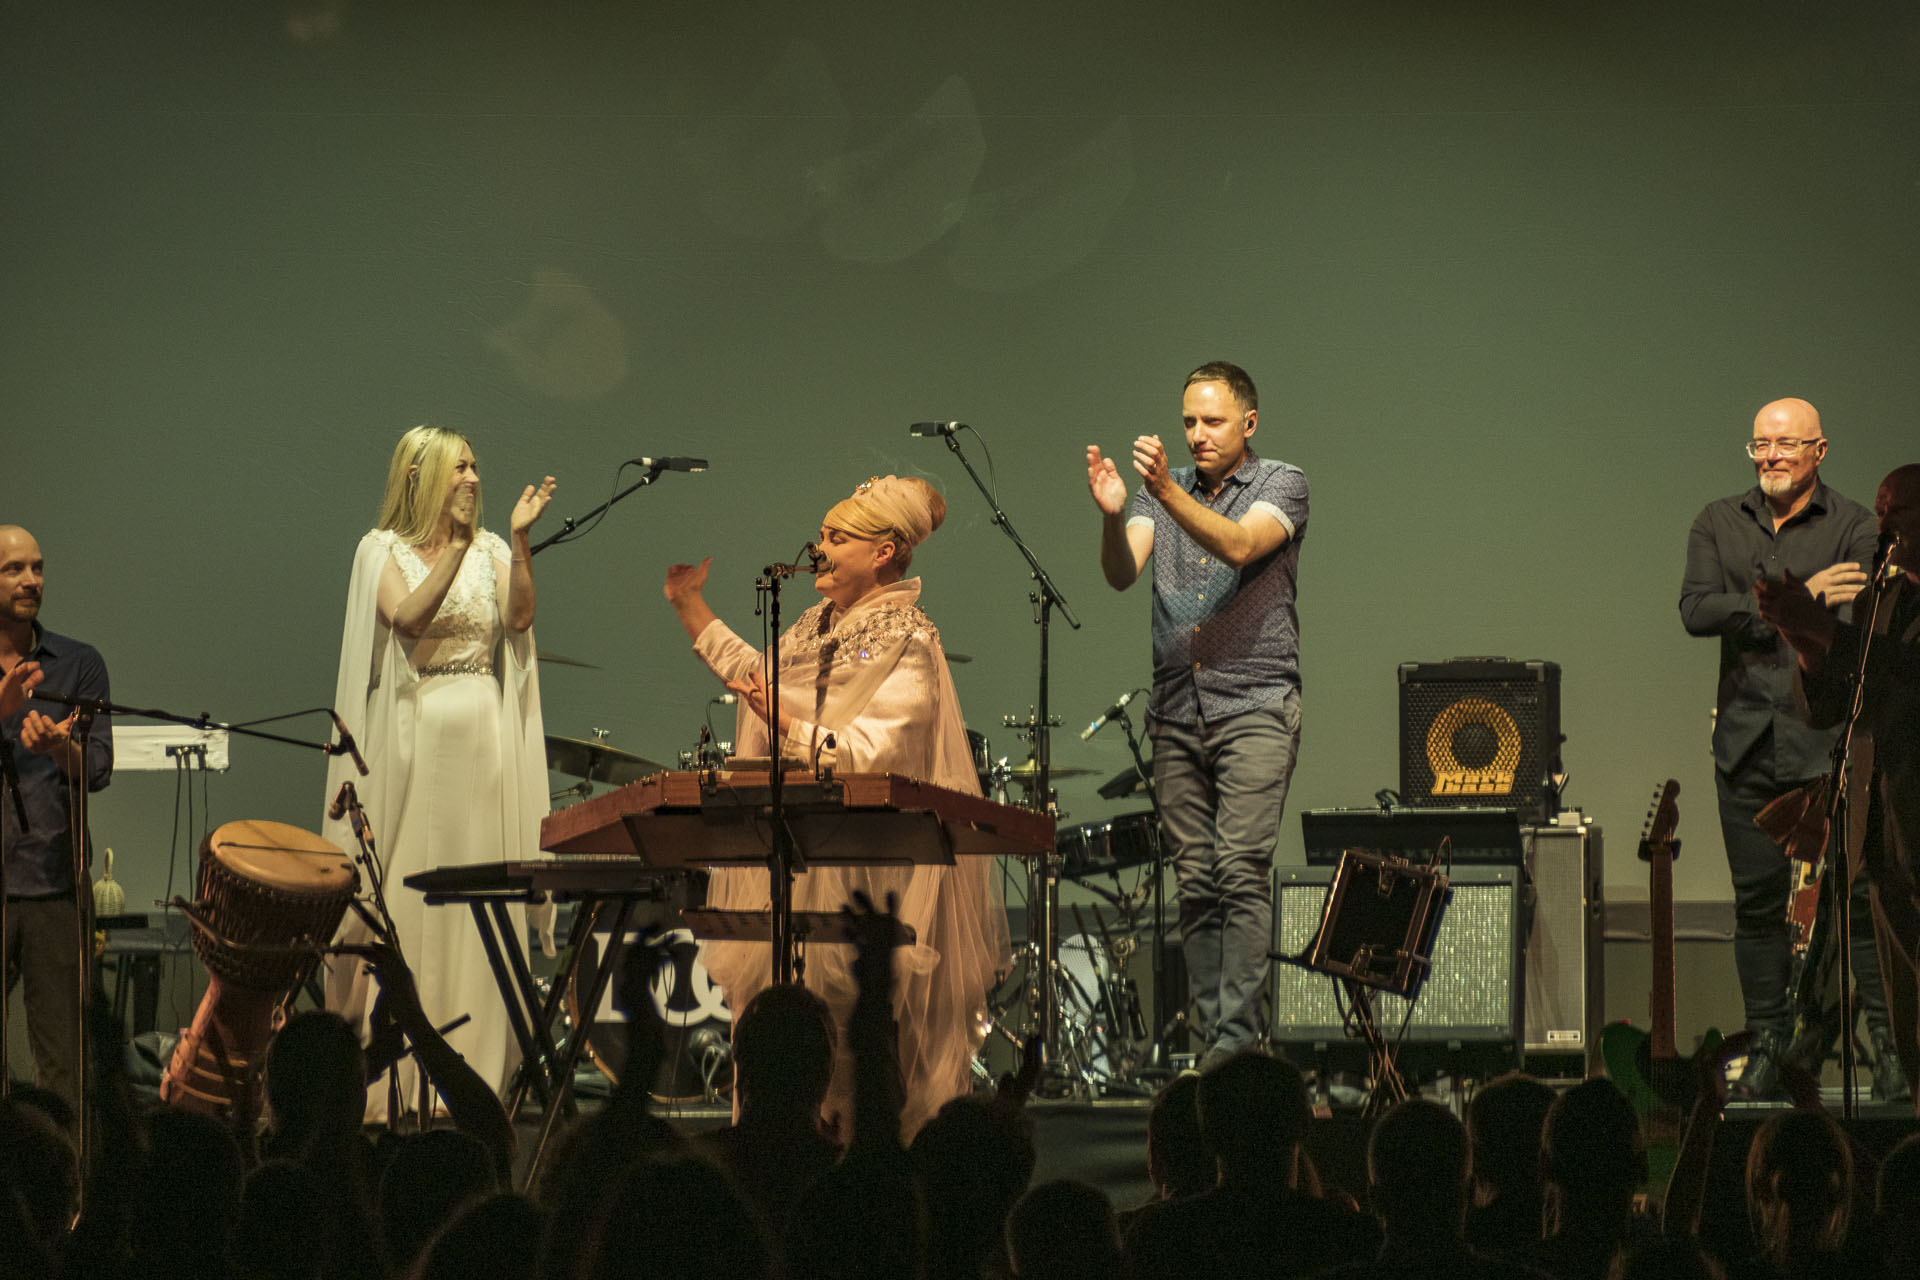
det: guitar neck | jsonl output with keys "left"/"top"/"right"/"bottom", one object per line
{"left": 1648, "top": 847, "right": 1677, "bottom": 1060}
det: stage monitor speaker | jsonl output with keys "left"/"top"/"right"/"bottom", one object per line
{"left": 1399, "top": 658, "right": 1562, "bottom": 822}
{"left": 1522, "top": 822, "right": 1603, "bottom": 1065}
{"left": 1271, "top": 863, "right": 1522, "bottom": 1061}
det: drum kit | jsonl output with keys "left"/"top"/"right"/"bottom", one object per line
{"left": 968, "top": 725, "right": 1177, "bottom": 1097}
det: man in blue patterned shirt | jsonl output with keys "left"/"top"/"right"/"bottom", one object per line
{"left": 1088, "top": 361, "right": 1308, "bottom": 1068}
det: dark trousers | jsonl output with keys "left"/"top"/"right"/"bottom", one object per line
{"left": 1717, "top": 762, "right": 1888, "bottom": 1036}
{"left": 3, "top": 890, "right": 86, "bottom": 1109}
{"left": 1149, "top": 689, "right": 1302, "bottom": 1053}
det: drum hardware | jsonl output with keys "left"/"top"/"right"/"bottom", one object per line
{"left": 546, "top": 731, "right": 669, "bottom": 802}
{"left": 918, "top": 419, "right": 1081, "bottom": 1085}
{"left": 1089, "top": 695, "right": 1178, "bottom": 1073}
{"left": 326, "top": 779, "right": 451, "bottom": 1128}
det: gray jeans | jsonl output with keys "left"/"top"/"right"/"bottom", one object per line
{"left": 1149, "top": 689, "right": 1302, "bottom": 1053}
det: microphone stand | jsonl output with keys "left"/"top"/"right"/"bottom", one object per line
{"left": 1814, "top": 563, "right": 1898, "bottom": 1119}
{"left": 31, "top": 692, "right": 358, "bottom": 767}
{"left": 756, "top": 547, "right": 820, "bottom": 987}
{"left": 0, "top": 738, "right": 26, "bottom": 1110}
{"left": 530, "top": 458, "right": 699, "bottom": 556}
{"left": 68, "top": 709, "right": 93, "bottom": 1207}
{"left": 928, "top": 425, "right": 1081, "bottom": 1078}
{"left": 1113, "top": 706, "right": 1175, "bottom": 1069}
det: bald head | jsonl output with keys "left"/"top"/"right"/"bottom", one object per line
{"left": 0, "top": 525, "right": 45, "bottom": 631}
{"left": 1754, "top": 398, "right": 1822, "bottom": 439}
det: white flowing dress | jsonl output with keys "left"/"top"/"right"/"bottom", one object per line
{"left": 322, "top": 528, "right": 548, "bottom": 1121}
{"left": 693, "top": 578, "right": 1010, "bottom": 1141}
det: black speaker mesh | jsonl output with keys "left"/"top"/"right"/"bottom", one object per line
{"left": 1271, "top": 867, "right": 1519, "bottom": 1045}
{"left": 1399, "top": 660, "right": 1561, "bottom": 822}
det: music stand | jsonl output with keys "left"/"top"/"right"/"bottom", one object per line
{"left": 1278, "top": 848, "right": 1452, "bottom": 1112}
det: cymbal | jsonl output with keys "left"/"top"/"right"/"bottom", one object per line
{"left": 545, "top": 734, "right": 667, "bottom": 785}
{"left": 536, "top": 650, "right": 601, "bottom": 669}
{"left": 995, "top": 758, "right": 1097, "bottom": 781}
{"left": 1097, "top": 764, "right": 1152, "bottom": 800}
{"left": 947, "top": 652, "right": 972, "bottom": 665}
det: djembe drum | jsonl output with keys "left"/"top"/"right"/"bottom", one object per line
{"left": 159, "top": 820, "right": 359, "bottom": 1124}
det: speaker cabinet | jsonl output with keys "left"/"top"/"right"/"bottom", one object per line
{"left": 1399, "top": 659, "right": 1562, "bottom": 822}
{"left": 1272, "top": 863, "right": 1523, "bottom": 1062}
{"left": 1522, "top": 822, "right": 1602, "bottom": 1066}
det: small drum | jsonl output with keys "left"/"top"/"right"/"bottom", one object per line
{"left": 193, "top": 820, "right": 360, "bottom": 991}
{"left": 162, "top": 820, "right": 359, "bottom": 1123}
{"left": 567, "top": 927, "right": 734, "bottom": 1104}
{"left": 1056, "top": 811, "right": 1161, "bottom": 880}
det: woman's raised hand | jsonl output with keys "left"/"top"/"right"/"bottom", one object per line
{"left": 663, "top": 557, "right": 711, "bottom": 606}
{"left": 511, "top": 476, "right": 558, "bottom": 536}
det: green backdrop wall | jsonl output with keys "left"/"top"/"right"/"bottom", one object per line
{"left": 5, "top": 2, "right": 1916, "bottom": 929}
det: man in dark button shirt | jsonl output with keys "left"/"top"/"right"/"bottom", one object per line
{"left": 1678, "top": 398, "right": 1890, "bottom": 1099}
{"left": 1089, "top": 361, "right": 1308, "bottom": 1067}
{"left": 1, "top": 525, "right": 112, "bottom": 1108}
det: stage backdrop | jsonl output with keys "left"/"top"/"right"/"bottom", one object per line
{"left": 4, "top": 3, "right": 1916, "bottom": 937}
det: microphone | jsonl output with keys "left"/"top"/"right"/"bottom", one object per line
{"left": 1874, "top": 527, "right": 1899, "bottom": 577}
{"left": 329, "top": 711, "right": 369, "bottom": 776}
{"left": 909, "top": 422, "right": 965, "bottom": 438}
{"left": 328, "top": 781, "right": 357, "bottom": 823}
{"left": 804, "top": 541, "right": 830, "bottom": 573}
{"left": 627, "top": 457, "right": 710, "bottom": 472}
{"left": 711, "top": 693, "right": 737, "bottom": 706}
{"left": 1080, "top": 689, "right": 1138, "bottom": 741}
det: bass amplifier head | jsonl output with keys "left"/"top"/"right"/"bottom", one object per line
{"left": 1399, "top": 658, "right": 1562, "bottom": 823}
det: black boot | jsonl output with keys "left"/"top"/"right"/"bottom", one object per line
{"left": 1869, "top": 1024, "right": 1913, "bottom": 1104}
{"left": 1733, "top": 1028, "right": 1790, "bottom": 1101}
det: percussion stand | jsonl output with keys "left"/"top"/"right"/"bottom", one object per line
{"left": 1112, "top": 706, "right": 1177, "bottom": 1071}
{"left": 924, "top": 423, "right": 1082, "bottom": 1086}
{"left": 329, "top": 780, "right": 428, "bottom": 1128}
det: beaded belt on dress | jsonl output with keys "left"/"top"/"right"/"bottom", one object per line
{"left": 415, "top": 660, "right": 493, "bottom": 678}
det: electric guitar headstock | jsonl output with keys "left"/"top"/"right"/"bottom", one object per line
{"left": 1637, "top": 778, "right": 1681, "bottom": 864}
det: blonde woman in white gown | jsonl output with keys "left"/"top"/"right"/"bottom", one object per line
{"left": 324, "top": 425, "right": 556, "bottom": 1121}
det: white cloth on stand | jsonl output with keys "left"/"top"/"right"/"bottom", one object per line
{"left": 322, "top": 527, "right": 548, "bottom": 1121}
{"left": 693, "top": 577, "right": 1010, "bottom": 1141}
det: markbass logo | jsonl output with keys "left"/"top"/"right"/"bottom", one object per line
{"left": 1425, "top": 697, "right": 1521, "bottom": 797}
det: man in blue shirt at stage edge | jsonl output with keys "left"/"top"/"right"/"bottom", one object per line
{"left": 1088, "top": 361, "right": 1309, "bottom": 1069}
{"left": 1, "top": 524, "right": 113, "bottom": 1109}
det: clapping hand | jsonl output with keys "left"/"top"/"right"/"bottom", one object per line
{"left": 20, "top": 708, "right": 76, "bottom": 757}
{"left": 1131, "top": 434, "right": 1175, "bottom": 498}
{"left": 1087, "top": 447, "right": 1128, "bottom": 516}
{"left": 511, "top": 476, "right": 558, "bottom": 536}
{"left": 0, "top": 660, "right": 42, "bottom": 718}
